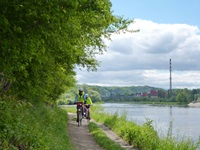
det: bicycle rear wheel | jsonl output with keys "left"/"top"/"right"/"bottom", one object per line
{"left": 78, "top": 111, "right": 82, "bottom": 127}
{"left": 86, "top": 109, "right": 90, "bottom": 122}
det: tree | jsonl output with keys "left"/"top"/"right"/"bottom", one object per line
{"left": 158, "top": 89, "right": 166, "bottom": 98}
{"left": 88, "top": 90, "right": 102, "bottom": 103}
{"left": 176, "top": 93, "right": 185, "bottom": 104}
{"left": 191, "top": 89, "right": 197, "bottom": 101}
{"left": 182, "top": 88, "right": 192, "bottom": 103}
{"left": 0, "top": 0, "right": 131, "bottom": 101}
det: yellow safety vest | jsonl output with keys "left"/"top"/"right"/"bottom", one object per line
{"left": 86, "top": 97, "right": 93, "bottom": 105}
{"left": 77, "top": 92, "right": 85, "bottom": 103}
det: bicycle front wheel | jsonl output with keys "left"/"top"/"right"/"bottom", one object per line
{"left": 78, "top": 111, "right": 82, "bottom": 127}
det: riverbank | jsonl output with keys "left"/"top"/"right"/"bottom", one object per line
{"left": 188, "top": 102, "right": 200, "bottom": 107}
{"left": 63, "top": 104, "right": 199, "bottom": 150}
{"left": 102, "top": 101, "right": 187, "bottom": 107}
{"left": 67, "top": 112, "right": 135, "bottom": 150}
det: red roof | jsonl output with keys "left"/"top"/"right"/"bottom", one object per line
{"left": 142, "top": 92, "right": 148, "bottom": 97}
{"left": 150, "top": 90, "right": 158, "bottom": 96}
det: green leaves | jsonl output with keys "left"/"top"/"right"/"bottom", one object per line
{"left": 0, "top": 0, "right": 131, "bottom": 101}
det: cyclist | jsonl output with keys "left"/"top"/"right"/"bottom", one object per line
{"left": 83, "top": 94, "right": 93, "bottom": 120}
{"left": 74, "top": 88, "right": 86, "bottom": 122}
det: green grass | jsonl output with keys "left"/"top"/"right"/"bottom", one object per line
{"left": 88, "top": 122, "right": 125, "bottom": 150}
{"left": 62, "top": 104, "right": 126, "bottom": 150}
{"left": 60, "top": 105, "right": 76, "bottom": 113}
{"left": 0, "top": 97, "right": 74, "bottom": 150}
{"left": 62, "top": 103, "right": 200, "bottom": 150}
{"left": 91, "top": 104, "right": 200, "bottom": 150}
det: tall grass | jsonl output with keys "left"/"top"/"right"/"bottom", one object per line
{"left": 88, "top": 122, "right": 125, "bottom": 150}
{"left": 61, "top": 105, "right": 76, "bottom": 113}
{"left": 0, "top": 97, "right": 74, "bottom": 150}
{"left": 91, "top": 104, "right": 200, "bottom": 150}
{"left": 63, "top": 103, "right": 200, "bottom": 149}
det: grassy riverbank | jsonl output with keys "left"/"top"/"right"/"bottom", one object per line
{"left": 90, "top": 104, "right": 199, "bottom": 150}
{"left": 105, "top": 101, "right": 188, "bottom": 107}
{"left": 64, "top": 104, "right": 200, "bottom": 149}
{"left": 0, "top": 98, "right": 74, "bottom": 150}
{"left": 89, "top": 122, "right": 125, "bottom": 150}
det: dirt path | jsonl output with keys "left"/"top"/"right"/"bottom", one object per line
{"left": 67, "top": 113, "right": 137, "bottom": 150}
{"left": 67, "top": 113, "right": 104, "bottom": 150}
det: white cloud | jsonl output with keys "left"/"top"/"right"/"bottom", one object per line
{"left": 76, "top": 19, "right": 200, "bottom": 89}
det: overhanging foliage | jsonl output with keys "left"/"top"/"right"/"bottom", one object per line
{"left": 0, "top": 0, "right": 131, "bottom": 101}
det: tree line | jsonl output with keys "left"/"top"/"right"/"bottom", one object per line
{"left": 62, "top": 84, "right": 200, "bottom": 105}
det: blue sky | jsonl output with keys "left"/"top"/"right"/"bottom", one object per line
{"left": 111, "top": 0, "right": 200, "bottom": 27}
{"left": 76, "top": 0, "right": 200, "bottom": 90}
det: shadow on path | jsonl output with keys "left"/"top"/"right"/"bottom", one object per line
{"left": 67, "top": 113, "right": 137, "bottom": 150}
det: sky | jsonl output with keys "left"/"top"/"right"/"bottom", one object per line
{"left": 76, "top": 0, "right": 200, "bottom": 90}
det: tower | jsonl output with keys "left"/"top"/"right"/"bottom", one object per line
{"left": 169, "top": 59, "right": 172, "bottom": 98}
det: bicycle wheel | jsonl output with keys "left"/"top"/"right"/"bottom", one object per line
{"left": 78, "top": 111, "right": 82, "bottom": 127}
{"left": 87, "top": 110, "right": 90, "bottom": 122}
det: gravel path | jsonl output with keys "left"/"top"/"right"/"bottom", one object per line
{"left": 67, "top": 113, "right": 137, "bottom": 150}
{"left": 67, "top": 113, "right": 104, "bottom": 150}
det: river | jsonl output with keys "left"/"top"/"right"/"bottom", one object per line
{"left": 101, "top": 103, "right": 200, "bottom": 142}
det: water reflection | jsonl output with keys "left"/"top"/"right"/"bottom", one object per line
{"left": 101, "top": 103, "right": 200, "bottom": 142}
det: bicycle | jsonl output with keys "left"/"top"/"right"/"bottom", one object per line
{"left": 76, "top": 102, "right": 83, "bottom": 127}
{"left": 83, "top": 104, "right": 91, "bottom": 122}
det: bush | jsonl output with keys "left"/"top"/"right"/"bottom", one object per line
{"left": 0, "top": 97, "right": 74, "bottom": 150}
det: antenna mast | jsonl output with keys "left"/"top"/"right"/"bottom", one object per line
{"left": 169, "top": 59, "right": 172, "bottom": 98}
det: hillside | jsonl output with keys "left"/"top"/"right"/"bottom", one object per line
{"left": 89, "top": 85, "right": 163, "bottom": 95}
{"left": 58, "top": 85, "right": 167, "bottom": 104}
{"left": 85, "top": 85, "right": 166, "bottom": 101}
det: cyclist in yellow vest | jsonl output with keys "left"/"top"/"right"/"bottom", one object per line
{"left": 83, "top": 94, "right": 93, "bottom": 121}
{"left": 74, "top": 88, "right": 85, "bottom": 103}
{"left": 85, "top": 94, "right": 93, "bottom": 105}
{"left": 74, "top": 88, "right": 86, "bottom": 122}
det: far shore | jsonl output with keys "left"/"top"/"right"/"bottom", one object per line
{"left": 188, "top": 102, "right": 200, "bottom": 107}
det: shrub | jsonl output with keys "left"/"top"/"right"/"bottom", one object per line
{"left": 0, "top": 97, "right": 74, "bottom": 150}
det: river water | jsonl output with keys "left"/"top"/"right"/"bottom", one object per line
{"left": 101, "top": 103, "right": 200, "bottom": 142}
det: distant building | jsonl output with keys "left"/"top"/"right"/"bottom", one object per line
{"left": 136, "top": 93, "right": 142, "bottom": 97}
{"left": 150, "top": 90, "right": 158, "bottom": 98}
{"left": 142, "top": 92, "right": 149, "bottom": 97}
